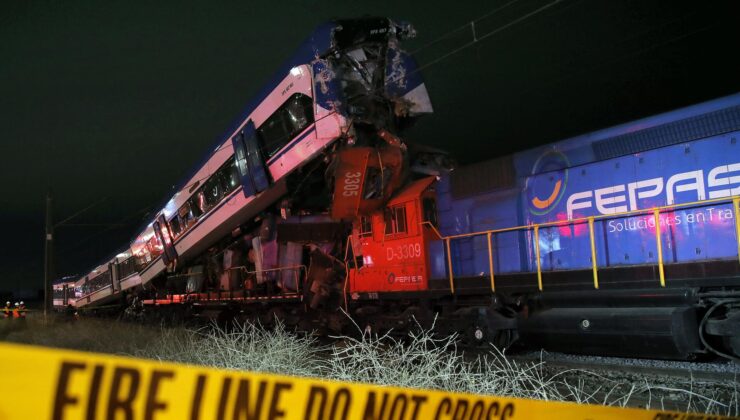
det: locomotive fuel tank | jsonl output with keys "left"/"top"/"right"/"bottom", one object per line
{"left": 517, "top": 288, "right": 702, "bottom": 359}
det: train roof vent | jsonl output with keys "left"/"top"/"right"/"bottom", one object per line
{"left": 451, "top": 155, "right": 515, "bottom": 199}
{"left": 592, "top": 105, "right": 740, "bottom": 160}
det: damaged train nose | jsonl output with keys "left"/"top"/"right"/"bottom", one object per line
{"left": 323, "top": 17, "right": 433, "bottom": 131}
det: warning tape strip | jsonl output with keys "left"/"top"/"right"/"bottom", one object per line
{"left": 0, "top": 342, "right": 726, "bottom": 419}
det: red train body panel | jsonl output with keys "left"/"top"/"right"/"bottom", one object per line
{"left": 349, "top": 177, "right": 436, "bottom": 293}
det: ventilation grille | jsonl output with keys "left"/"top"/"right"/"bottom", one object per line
{"left": 593, "top": 105, "right": 740, "bottom": 160}
{"left": 451, "top": 155, "right": 515, "bottom": 199}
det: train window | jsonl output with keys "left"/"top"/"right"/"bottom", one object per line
{"left": 195, "top": 191, "right": 206, "bottom": 215}
{"left": 146, "top": 236, "right": 163, "bottom": 258}
{"left": 285, "top": 94, "right": 312, "bottom": 133}
{"left": 169, "top": 217, "right": 181, "bottom": 237}
{"left": 359, "top": 216, "right": 372, "bottom": 237}
{"left": 179, "top": 203, "right": 195, "bottom": 229}
{"left": 189, "top": 196, "right": 203, "bottom": 218}
{"left": 198, "top": 159, "right": 240, "bottom": 215}
{"left": 384, "top": 206, "right": 407, "bottom": 235}
{"left": 118, "top": 256, "right": 138, "bottom": 279}
{"left": 171, "top": 159, "right": 244, "bottom": 240}
{"left": 257, "top": 93, "right": 314, "bottom": 159}
{"left": 203, "top": 175, "right": 222, "bottom": 209}
{"left": 225, "top": 160, "right": 240, "bottom": 191}
{"left": 423, "top": 198, "right": 438, "bottom": 228}
{"left": 395, "top": 207, "right": 407, "bottom": 233}
{"left": 363, "top": 168, "right": 393, "bottom": 200}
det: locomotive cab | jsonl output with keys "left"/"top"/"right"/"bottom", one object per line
{"left": 348, "top": 176, "right": 438, "bottom": 294}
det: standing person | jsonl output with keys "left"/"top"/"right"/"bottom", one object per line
{"left": 18, "top": 301, "right": 26, "bottom": 319}
{"left": 2, "top": 301, "right": 10, "bottom": 318}
{"left": 11, "top": 303, "right": 19, "bottom": 319}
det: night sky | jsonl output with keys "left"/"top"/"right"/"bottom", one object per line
{"left": 1, "top": 0, "right": 739, "bottom": 294}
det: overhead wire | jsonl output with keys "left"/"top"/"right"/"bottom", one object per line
{"left": 408, "top": 0, "right": 523, "bottom": 55}
{"left": 203, "top": 0, "right": 563, "bottom": 171}
{"left": 57, "top": 205, "right": 154, "bottom": 254}
{"left": 510, "top": 11, "right": 717, "bottom": 98}
{"left": 183, "top": 0, "right": 567, "bottom": 195}
{"left": 69, "top": 1, "right": 575, "bottom": 256}
{"left": 386, "top": 0, "right": 566, "bottom": 87}
{"left": 54, "top": 197, "right": 109, "bottom": 228}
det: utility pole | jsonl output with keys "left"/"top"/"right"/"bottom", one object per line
{"left": 43, "top": 195, "right": 110, "bottom": 318}
{"left": 44, "top": 191, "right": 54, "bottom": 318}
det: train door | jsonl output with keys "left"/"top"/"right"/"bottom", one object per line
{"left": 153, "top": 215, "right": 178, "bottom": 265}
{"left": 232, "top": 121, "right": 269, "bottom": 197}
{"left": 108, "top": 262, "right": 117, "bottom": 292}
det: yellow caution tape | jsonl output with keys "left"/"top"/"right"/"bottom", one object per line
{"left": 0, "top": 342, "right": 725, "bottom": 420}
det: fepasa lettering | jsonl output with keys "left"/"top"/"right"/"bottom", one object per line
{"left": 566, "top": 162, "right": 740, "bottom": 219}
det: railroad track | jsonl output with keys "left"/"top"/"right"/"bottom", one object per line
{"left": 505, "top": 351, "right": 739, "bottom": 413}
{"left": 508, "top": 351, "right": 739, "bottom": 383}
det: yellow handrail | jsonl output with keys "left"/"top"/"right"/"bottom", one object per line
{"left": 444, "top": 195, "right": 740, "bottom": 240}
{"left": 654, "top": 209, "right": 665, "bottom": 287}
{"left": 419, "top": 221, "right": 444, "bottom": 240}
{"left": 735, "top": 197, "right": 740, "bottom": 265}
{"left": 438, "top": 194, "right": 740, "bottom": 292}
{"left": 446, "top": 238, "right": 455, "bottom": 294}
{"left": 487, "top": 232, "right": 495, "bottom": 292}
{"left": 534, "top": 225, "right": 543, "bottom": 291}
{"left": 588, "top": 216, "right": 599, "bottom": 289}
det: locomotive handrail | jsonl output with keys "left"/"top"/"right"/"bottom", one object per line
{"left": 418, "top": 221, "right": 455, "bottom": 292}
{"left": 228, "top": 265, "right": 307, "bottom": 275}
{"left": 443, "top": 194, "right": 740, "bottom": 240}
{"left": 343, "top": 236, "right": 354, "bottom": 311}
{"left": 419, "top": 221, "right": 444, "bottom": 240}
{"left": 230, "top": 265, "right": 307, "bottom": 294}
{"left": 437, "top": 194, "right": 740, "bottom": 294}
{"left": 735, "top": 197, "right": 740, "bottom": 266}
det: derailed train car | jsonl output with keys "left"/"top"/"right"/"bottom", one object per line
{"left": 60, "top": 17, "right": 435, "bottom": 313}
{"left": 347, "top": 93, "right": 740, "bottom": 360}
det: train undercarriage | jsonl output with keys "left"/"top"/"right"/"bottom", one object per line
{"left": 127, "top": 251, "right": 740, "bottom": 362}
{"left": 110, "top": 148, "right": 740, "bottom": 362}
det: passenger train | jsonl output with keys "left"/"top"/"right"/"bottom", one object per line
{"left": 53, "top": 18, "right": 740, "bottom": 361}
{"left": 55, "top": 17, "right": 434, "bottom": 311}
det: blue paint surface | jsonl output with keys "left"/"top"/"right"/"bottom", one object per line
{"left": 432, "top": 94, "right": 740, "bottom": 279}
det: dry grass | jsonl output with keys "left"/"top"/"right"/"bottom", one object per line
{"left": 2, "top": 313, "right": 737, "bottom": 416}
{"left": 0, "top": 314, "right": 167, "bottom": 355}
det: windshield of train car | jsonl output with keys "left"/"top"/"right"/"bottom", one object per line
{"left": 257, "top": 93, "right": 314, "bottom": 159}
{"left": 423, "top": 197, "right": 438, "bottom": 228}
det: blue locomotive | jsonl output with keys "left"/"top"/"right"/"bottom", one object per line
{"left": 347, "top": 93, "right": 740, "bottom": 360}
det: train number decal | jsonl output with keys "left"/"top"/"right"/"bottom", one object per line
{"left": 386, "top": 243, "right": 422, "bottom": 261}
{"left": 342, "top": 171, "right": 362, "bottom": 197}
